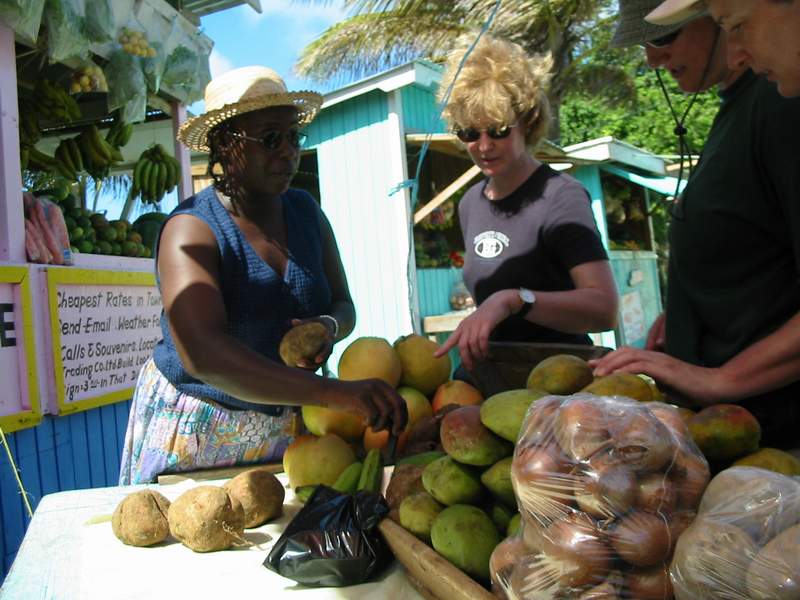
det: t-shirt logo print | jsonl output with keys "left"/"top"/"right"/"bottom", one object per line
{"left": 473, "top": 231, "right": 510, "bottom": 259}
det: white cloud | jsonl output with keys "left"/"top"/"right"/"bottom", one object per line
{"left": 209, "top": 49, "right": 235, "bottom": 78}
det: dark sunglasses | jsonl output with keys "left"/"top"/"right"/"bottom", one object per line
{"left": 644, "top": 28, "right": 682, "bottom": 49}
{"left": 230, "top": 128, "right": 307, "bottom": 151}
{"left": 454, "top": 122, "right": 518, "bottom": 143}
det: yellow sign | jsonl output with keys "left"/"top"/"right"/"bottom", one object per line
{"left": 47, "top": 268, "right": 161, "bottom": 414}
{"left": 0, "top": 266, "right": 41, "bottom": 433}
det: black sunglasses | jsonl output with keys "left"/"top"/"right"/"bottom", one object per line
{"left": 644, "top": 28, "right": 682, "bottom": 48}
{"left": 454, "top": 122, "right": 518, "bottom": 143}
{"left": 230, "top": 128, "right": 307, "bottom": 151}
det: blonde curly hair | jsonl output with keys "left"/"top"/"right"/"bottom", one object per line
{"left": 438, "top": 34, "right": 553, "bottom": 148}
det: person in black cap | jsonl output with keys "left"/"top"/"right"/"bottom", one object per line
{"left": 591, "top": 0, "right": 800, "bottom": 450}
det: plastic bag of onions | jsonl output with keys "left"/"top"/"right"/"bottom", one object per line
{"left": 490, "top": 394, "right": 709, "bottom": 600}
{"left": 670, "top": 466, "right": 800, "bottom": 600}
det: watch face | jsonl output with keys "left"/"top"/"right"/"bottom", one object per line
{"left": 519, "top": 288, "right": 536, "bottom": 303}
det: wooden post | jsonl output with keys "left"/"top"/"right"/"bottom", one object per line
{"left": 413, "top": 164, "right": 481, "bottom": 225}
{"left": 171, "top": 102, "right": 193, "bottom": 201}
{"left": 0, "top": 23, "right": 24, "bottom": 262}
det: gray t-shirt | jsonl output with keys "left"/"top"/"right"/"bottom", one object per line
{"left": 460, "top": 164, "right": 607, "bottom": 344}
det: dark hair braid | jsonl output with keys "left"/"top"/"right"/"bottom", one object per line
{"left": 206, "top": 120, "right": 239, "bottom": 200}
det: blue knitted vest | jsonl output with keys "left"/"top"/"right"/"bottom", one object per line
{"left": 152, "top": 186, "right": 332, "bottom": 415}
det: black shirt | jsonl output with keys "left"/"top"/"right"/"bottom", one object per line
{"left": 459, "top": 163, "right": 608, "bottom": 345}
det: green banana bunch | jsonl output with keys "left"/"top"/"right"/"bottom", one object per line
{"left": 33, "top": 79, "right": 81, "bottom": 123}
{"left": 77, "top": 125, "right": 119, "bottom": 180}
{"left": 26, "top": 146, "right": 59, "bottom": 172}
{"left": 131, "top": 144, "right": 181, "bottom": 205}
{"left": 54, "top": 138, "right": 84, "bottom": 181}
{"left": 18, "top": 109, "right": 41, "bottom": 146}
{"left": 105, "top": 118, "right": 134, "bottom": 148}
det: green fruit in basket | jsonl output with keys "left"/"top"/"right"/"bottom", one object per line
{"left": 68, "top": 206, "right": 82, "bottom": 220}
{"left": 480, "top": 389, "right": 546, "bottom": 443}
{"left": 99, "top": 226, "right": 117, "bottom": 242}
{"left": 122, "top": 240, "right": 139, "bottom": 257}
{"left": 63, "top": 216, "right": 77, "bottom": 230}
{"left": 77, "top": 216, "right": 92, "bottom": 231}
{"left": 422, "top": 455, "right": 483, "bottom": 506}
{"left": 69, "top": 226, "right": 84, "bottom": 242}
{"left": 430, "top": 505, "right": 500, "bottom": 581}
{"left": 399, "top": 492, "right": 443, "bottom": 543}
{"left": 111, "top": 242, "right": 122, "bottom": 256}
{"left": 96, "top": 240, "right": 112, "bottom": 254}
{"left": 480, "top": 457, "right": 515, "bottom": 508}
{"left": 77, "top": 239, "right": 94, "bottom": 254}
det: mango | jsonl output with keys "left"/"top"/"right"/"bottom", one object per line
{"left": 279, "top": 321, "right": 329, "bottom": 367}
{"left": 506, "top": 513, "right": 521, "bottom": 537}
{"left": 526, "top": 354, "right": 593, "bottom": 395}
{"left": 282, "top": 434, "right": 355, "bottom": 490}
{"left": 399, "top": 491, "right": 444, "bottom": 542}
{"left": 481, "top": 457, "right": 515, "bottom": 508}
{"left": 440, "top": 405, "right": 513, "bottom": 466}
{"left": 487, "top": 500, "right": 514, "bottom": 534}
{"left": 301, "top": 405, "right": 365, "bottom": 441}
{"left": 733, "top": 448, "right": 800, "bottom": 476}
{"left": 430, "top": 505, "right": 501, "bottom": 581}
{"left": 688, "top": 404, "right": 761, "bottom": 461}
{"left": 582, "top": 373, "right": 653, "bottom": 402}
{"left": 480, "top": 388, "right": 547, "bottom": 443}
{"left": 338, "top": 336, "right": 402, "bottom": 387}
{"left": 394, "top": 334, "right": 451, "bottom": 395}
{"left": 422, "top": 455, "right": 483, "bottom": 506}
{"left": 431, "top": 380, "right": 483, "bottom": 414}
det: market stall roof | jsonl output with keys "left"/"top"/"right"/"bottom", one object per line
{"left": 601, "top": 163, "right": 687, "bottom": 197}
{"left": 171, "top": 0, "right": 262, "bottom": 22}
{"left": 564, "top": 135, "right": 667, "bottom": 176}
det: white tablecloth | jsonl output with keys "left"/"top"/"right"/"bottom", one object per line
{"left": 0, "top": 475, "right": 423, "bottom": 600}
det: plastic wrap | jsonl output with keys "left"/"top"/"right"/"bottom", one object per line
{"left": 0, "top": 0, "right": 46, "bottom": 45}
{"left": 23, "top": 192, "right": 73, "bottom": 265}
{"left": 69, "top": 60, "right": 108, "bottom": 94}
{"left": 83, "top": 0, "right": 113, "bottom": 43}
{"left": 492, "top": 394, "right": 710, "bottom": 599}
{"left": 161, "top": 24, "right": 211, "bottom": 104}
{"left": 264, "top": 485, "right": 391, "bottom": 587}
{"left": 43, "top": 0, "right": 90, "bottom": 63}
{"left": 670, "top": 466, "right": 800, "bottom": 600}
{"left": 105, "top": 49, "right": 147, "bottom": 124}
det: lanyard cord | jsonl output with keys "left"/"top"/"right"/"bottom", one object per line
{"left": 654, "top": 25, "right": 722, "bottom": 220}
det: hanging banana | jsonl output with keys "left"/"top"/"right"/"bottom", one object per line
{"left": 130, "top": 144, "right": 182, "bottom": 205}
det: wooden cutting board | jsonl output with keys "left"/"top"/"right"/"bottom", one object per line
{"left": 157, "top": 462, "right": 283, "bottom": 485}
{"left": 379, "top": 518, "right": 495, "bottom": 600}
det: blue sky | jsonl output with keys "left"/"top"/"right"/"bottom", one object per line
{"left": 190, "top": 0, "right": 348, "bottom": 114}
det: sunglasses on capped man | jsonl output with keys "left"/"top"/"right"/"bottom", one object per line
{"left": 230, "top": 128, "right": 308, "bottom": 151}
{"left": 643, "top": 28, "right": 682, "bottom": 49}
{"left": 454, "top": 122, "right": 518, "bottom": 143}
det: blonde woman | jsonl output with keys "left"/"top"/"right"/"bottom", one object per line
{"left": 434, "top": 35, "right": 618, "bottom": 372}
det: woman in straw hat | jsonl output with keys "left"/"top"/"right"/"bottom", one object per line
{"left": 646, "top": 0, "right": 800, "bottom": 98}
{"left": 119, "top": 66, "right": 407, "bottom": 484}
{"left": 590, "top": 0, "right": 800, "bottom": 450}
{"left": 433, "top": 34, "right": 619, "bottom": 374}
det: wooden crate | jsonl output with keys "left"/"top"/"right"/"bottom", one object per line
{"left": 470, "top": 341, "right": 611, "bottom": 397}
{"left": 379, "top": 519, "right": 495, "bottom": 600}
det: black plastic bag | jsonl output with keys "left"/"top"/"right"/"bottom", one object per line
{"left": 264, "top": 486, "right": 391, "bottom": 587}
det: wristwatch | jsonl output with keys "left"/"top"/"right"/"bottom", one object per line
{"left": 516, "top": 288, "right": 536, "bottom": 318}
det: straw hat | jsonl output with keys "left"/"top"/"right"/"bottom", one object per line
{"left": 610, "top": 0, "right": 705, "bottom": 47}
{"left": 177, "top": 66, "right": 323, "bottom": 152}
{"left": 646, "top": 0, "right": 706, "bottom": 25}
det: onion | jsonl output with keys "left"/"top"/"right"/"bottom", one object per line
{"left": 489, "top": 536, "right": 526, "bottom": 592}
{"left": 668, "top": 510, "right": 696, "bottom": 552}
{"left": 577, "top": 580, "right": 621, "bottom": 599}
{"left": 512, "top": 443, "right": 575, "bottom": 518}
{"left": 520, "top": 396, "right": 563, "bottom": 446}
{"left": 610, "top": 413, "right": 673, "bottom": 473}
{"left": 674, "top": 451, "right": 709, "bottom": 509}
{"left": 610, "top": 510, "right": 672, "bottom": 567}
{"left": 539, "top": 512, "right": 613, "bottom": 588}
{"left": 636, "top": 472, "right": 677, "bottom": 514}
{"left": 626, "top": 563, "right": 673, "bottom": 600}
{"left": 649, "top": 403, "right": 690, "bottom": 440}
{"left": 573, "top": 461, "right": 637, "bottom": 519}
{"left": 554, "top": 398, "right": 612, "bottom": 462}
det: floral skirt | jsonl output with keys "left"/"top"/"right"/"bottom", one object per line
{"left": 119, "top": 358, "right": 298, "bottom": 485}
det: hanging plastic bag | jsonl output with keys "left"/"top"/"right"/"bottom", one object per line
{"left": 105, "top": 49, "right": 146, "bottom": 124}
{"left": 69, "top": 59, "right": 108, "bottom": 94}
{"left": 23, "top": 193, "right": 73, "bottom": 265}
{"left": 83, "top": 0, "right": 113, "bottom": 43}
{"left": 264, "top": 485, "right": 392, "bottom": 587}
{"left": 43, "top": 0, "right": 90, "bottom": 63}
{"left": 161, "top": 23, "right": 211, "bottom": 104}
{"left": 0, "top": 0, "right": 46, "bottom": 46}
